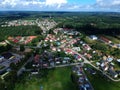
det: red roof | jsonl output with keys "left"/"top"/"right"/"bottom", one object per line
{"left": 13, "top": 39, "right": 19, "bottom": 43}
{"left": 100, "top": 36, "right": 111, "bottom": 43}
{"left": 34, "top": 55, "right": 40, "bottom": 63}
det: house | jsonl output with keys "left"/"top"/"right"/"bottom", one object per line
{"left": 55, "top": 57, "right": 61, "bottom": 65}
{"left": 1, "top": 52, "right": 14, "bottom": 59}
{"left": 96, "top": 62, "right": 100, "bottom": 66}
{"left": 117, "top": 59, "right": 120, "bottom": 66}
{"left": 100, "top": 60, "right": 109, "bottom": 71}
{"left": 83, "top": 44, "right": 91, "bottom": 51}
{"left": 109, "top": 69, "right": 118, "bottom": 78}
{"left": 57, "top": 49, "right": 61, "bottom": 52}
{"left": 0, "top": 66, "right": 8, "bottom": 75}
{"left": 0, "top": 56, "right": 4, "bottom": 62}
{"left": 0, "top": 41, "right": 7, "bottom": 46}
{"left": 62, "top": 57, "right": 70, "bottom": 64}
{"left": 117, "top": 44, "right": 120, "bottom": 48}
{"left": 42, "top": 62, "right": 49, "bottom": 67}
{"left": 72, "top": 47, "right": 81, "bottom": 52}
{"left": 72, "top": 66, "right": 79, "bottom": 73}
{"left": 103, "top": 56, "right": 107, "bottom": 60}
{"left": 51, "top": 47, "right": 57, "bottom": 51}
{"left": 34, "top": 54, "right": 40, "bottom": 63}
{"left": 86, "top": 67, "right": 96, "bottom": 75}
{"left": 107, "top": 57, "right": 113, "bottom": 62}
{"left": 99, "top": 36, "right": 112, "bottom": 43}
{"left": 89, "top": 35, "right": 98, "bottom": 40}
{"left": 55, "top": 60, "right": 61, "bottom": 65}
{"left": 80, "top": 41, "right": 84, "bottom": 44}
{"left": 32, "top": 63, "right": 39, "bottom": 67}
{"left": 65, "top": 49, "right": 72, "bottom": 54}
{"left": 50, "top": 61, "right": 55, "bottom": 67}
{"left": 31, "top": 70, "right": 39, "bottom": 75}
{"left": 86, "top": 54, "right": 92, "bottom": 59}
{"left": 77, "top": 56, "right": 82, "bottom": 61}
{"left": 116, "top": 70, "right": 120, "bottom": 75}
{"left": 56, "top": 42, "right": 61, "bottom": 46}
{"left": 45, "top": 38, "right": 49, "bottom": 42}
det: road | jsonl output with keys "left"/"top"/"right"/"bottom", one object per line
{"left": 5, "top": 28, "right": 120, "bottom": 81}
{"left": 60, "top": 37, "right": 120, "bottom": 82}
{"left": 67, "top": 48, "right": 120, "bottom": 82}
{"left": 17, "top": 54, "right": 33, "bottom": 76}
{"left": 47, "top": 62, "right": 82, "bottom": 69}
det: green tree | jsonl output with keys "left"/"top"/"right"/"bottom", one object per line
{"left": 20, "top": 45, "right": 25, "bottom": 52}
{"left": 0, "top": 79, "right": 5, "bottom": 90}
{"left": 10, "top": 63, "right": 17, "bottom": 71}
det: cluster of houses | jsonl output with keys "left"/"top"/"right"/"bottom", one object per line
{"left": 88, "top": 35, "right": 120, "bottom": 78}
{"left": 44, "top": 28, "right": 80, "bottom": 52}
{"left": 0, "top": 52, "right": 22, "bottom": 75}
{"left": 45, "top": 34, "right": 57, "bottom": 42}
{"left": 33, "top": 51, "right": 72, "bottom": 69}
{"left": 78, "top": 40, "right": 93, "bottom": 60}
{"left": 61, "top": 28, "right": 80, "bottom": 36}
{"left": 38, "top": 19, "right": 57, "bottom": 31}
{"left": 43, "top": 28, "right": 120, "bottom": 81}
{"left": 96, "top": 56, "right": 119, "bottom": 78}
{"left": 64, "top": 48, "right": 82, "bottom": 62}
{"left": 1, "top": 20, "right": 36, "bottom": 27}
{"left": 54, "top": 28, "right": 80, "bottom": 36}
{"left": 72, "top": 66, "right": 94, "bottom": 90}
{"left": 89, "top": 35, "right": 112, "bottom": 43}
{"left": 8, "top": 36, "right": 37, "bottom": 44}
{"left": 0, "top": 41, "right": 7, "bottom": 46}
{"left": 1, "top": 19, "right": 57, "bottom": 36}
{"left": 89, "top": 35, "right": 120, "bottom": 49}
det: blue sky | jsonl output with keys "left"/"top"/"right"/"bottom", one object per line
{"left": 69, "top": 0, "right": 96, "bottom": 5}
{"left": 0, "top": 0, "right": 120, "bottom": 12}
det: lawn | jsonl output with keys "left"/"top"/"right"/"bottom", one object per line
{"left": 85, "top": 68, "right": 120, "bottom": 90}
{"left": 105, "top": 35, "right": 120, "bottom": 44}
{"left": 14, "top": 67, "right": 77, "bottom": 90}
{"left": 0, "top": 65, "right": 5, "bottom": 70}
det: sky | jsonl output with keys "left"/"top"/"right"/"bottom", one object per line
{"left": 0, "top": 0, "right": 120, "bottom": 12}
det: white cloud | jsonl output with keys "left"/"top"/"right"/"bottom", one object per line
{"left": 96, "top": 0, "right": 120, "bottom": 7}
{"left": 45, "top": 0, "right": 67, "bottom": 8}
{"left": 84, "top": 0, "right": 119, "bottom": 11}
{"left": 0, "top": 0, "right": 67, "bottom": 9}
{"left": 0, "top": 0, "right": 120, "bottom": 11}
{"left": 68, "top": 5, "right": 80, "bottom": 10}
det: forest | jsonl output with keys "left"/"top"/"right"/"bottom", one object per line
{"left": 0, "top": 11, "right": 120, "bottom": 40}
{"left": 0, "top": 25, "right": 41, "bottom": 41}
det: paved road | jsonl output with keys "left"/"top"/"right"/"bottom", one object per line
{"left": 17, "top": 54, "right": 33, "bottom": 76}
{"left": 47, "top": 62, "right": 81, "bottom": 69}
{"left": 60, "top": 37, "right": 120, "bottom": 82}
{"left": 5, "top": 29, "right": 120, "bottom": 81}
{"left": 67, "top": 48, "right": 120, "bottom": 82}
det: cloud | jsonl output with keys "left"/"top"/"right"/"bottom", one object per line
{"left": 0, "top": 0, "right": 67, "bottom": 9}
{"left": 45, "top": 0, "right": 67, "bottom": 8}
{"left": 95, "top": 0, "right": 120, "bottom": 9}
{"left": 0, "top": 0, "right": 120, "bottom": 11}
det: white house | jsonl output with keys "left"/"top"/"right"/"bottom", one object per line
{"left": 72, "top": 47, "right": 81, "bottom": 52}
{"left": 89, "top": 35, "right": 98, "bottom": 40}
{"left": 0, "top": 56, "right": 4, "bottom": 62}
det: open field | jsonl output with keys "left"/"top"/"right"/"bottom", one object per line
{"left": 14, "top": 67, "right": 77, "bottom": 90}
{"left": 105, "top": 35, "right": 120, "bottom": 44}
{"left": 85, "top": 69, "right": 120, "bottom": 90}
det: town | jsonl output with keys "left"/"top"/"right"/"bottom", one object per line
{"left": 0, "top": 13, "right": 120, "bottom": 90}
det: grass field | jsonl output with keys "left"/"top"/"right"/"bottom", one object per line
{"left": 14, "top": 67, "right": 77, "bottom": 90}
{"left": 14, "top": 66, "right": 120, "bottom": 90}
{"left": 85, "top": 70, "right": 120, "bottom": 90}
{"left": 105, "top": 35, "right": 120, "bottom": 44}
